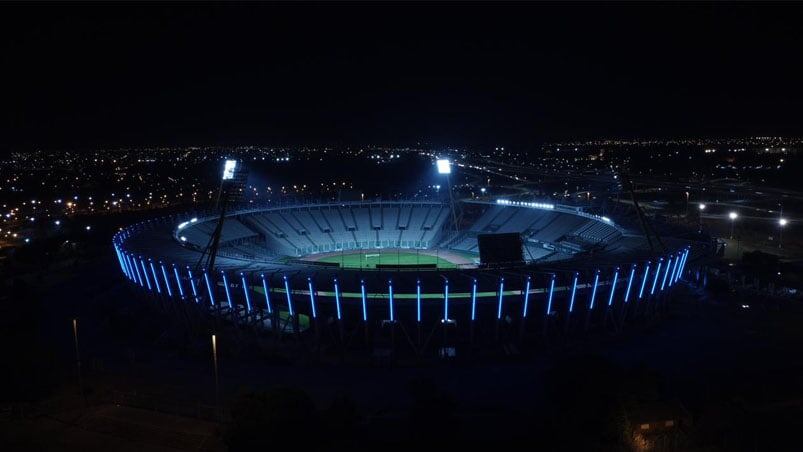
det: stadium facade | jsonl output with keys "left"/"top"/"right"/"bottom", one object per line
{"left": 112, "top": 199, "right": 700, "bottom": 355}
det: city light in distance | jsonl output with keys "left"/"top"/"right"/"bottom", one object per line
{"left": 698, "top": 203, "right": 706, "bottom": 210}
{"left": 779, "top": 218, "right": 788, "bottom": 226}
{"left": 729, "top": 212, "right": 738, "bottom": 220}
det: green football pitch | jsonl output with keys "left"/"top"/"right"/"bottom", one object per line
{"left": 317, "top": 251, "right": 459, "bottom": 269}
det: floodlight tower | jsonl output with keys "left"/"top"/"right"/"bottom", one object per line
{"left": 437, "top": 158, "right": 459, "bottom": 237}
{"left": 196, "top": 159, "right": 247, "bottom": 274}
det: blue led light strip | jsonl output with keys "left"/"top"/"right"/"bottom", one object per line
{"left": 443, "top": 279, "right": 449, "bottom": 321}
{"left": 203, "top": 271, "right": 215, "bottom": 306}
{"left": 333, "top": 278, "right": 342, "bottom": 320}
{"left": 173, "top": 265, "right": 185, "bottom": 299}
{"left": 497, "top": 278, "right": 505, "bottom": 320}
{"left": 660, "top": 257, "right": 672, "bottom": 291}
{"left": 187, "top": 267, "right": 200, "bottom": 303}
{"left": 149, "top": 260, "right": 161, "bottom": 294}
{"left": 624, "top": 264, "right": 635, "bottom": 303}
{"left": 650, "top": 259, "right": 663, "bottom": 296}
{"left": 221, "top": 272, "right": 233, "bottom": 309}
{"left": 360, "top": 279, "right": 367, "bottom": 322}
{"left": 588, "top": 270, "right": 600, "bottom": 310}
{"left": 546, "top": 275, "right": 555, "bottom": 316}
{"left": 388, "top": 279, "right": 395, "bottom": 322}
{"left": 160, "top": 263, "right": 172, "bottom": 297}
{"left": 522, "top": 276, "right": 531, "bottom": 318}
{"left": 307, "top": 278, "right": 317, "bottom": 319}
{"left": 416, "top": 279, "right": 422, "bottom": 323}
{"left": 639, "top": 262, "right": 651, "bottom": 300}
{"left": 140, "top": 258, "right": 152, "bottom": 291}
{"left": 283, "top": 275, "right": 294, "bottom": 316}
{"left": 568, "top": 273, "right": 578, "bottom": 312}
{"left": 607, "top": 268, "right": 619, "bottom": 306}
{"left": 241, "top": 273, "right": 252, "bottom": 312}
{"left": 471, "top": 279, "right": 478, "bottom": 321}
{"left": 260, "top": 274, "right": 273, "bottom": 314}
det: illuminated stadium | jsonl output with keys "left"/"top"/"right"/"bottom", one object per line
{"left": 111, "top": 160, "right": 704, "bottom": 357}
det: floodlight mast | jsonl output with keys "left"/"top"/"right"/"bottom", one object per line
{"left": 196, "top": 159, "right": 245, "bottom": 274}
{"left": 437, "top": 158, "right": 460, "bottom": 237}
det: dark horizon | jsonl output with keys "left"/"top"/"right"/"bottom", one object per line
{"left": 3, "top": 2, "right": 803, "bottom": 151}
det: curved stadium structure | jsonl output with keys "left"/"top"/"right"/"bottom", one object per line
{"left": 112, "top": 199, "right": 701, "bottom": 355}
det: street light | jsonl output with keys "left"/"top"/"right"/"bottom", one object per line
{"left": 728, "top": 211, "right": 738, "bottom": 239}
{"left": 698, "top": 203, "right": 706, "bottom": 232}
{"left": 779, "top": 218, "right": 788, "bottom": 249}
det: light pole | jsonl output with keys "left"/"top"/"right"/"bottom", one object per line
{"left": 698, "top": 203, "right": 706, "bottom": 232}
{"left": 211, "top": 334, "right": 220, "bottom": 420}
{"left": 437, "top": 158, "right": 459, "bottom": 240}
{"left": 728, "top": 211, "right": 738, "bottom": 240}
{"left": 72, "top": 318, "right": 85, "bottom": 404}
{"left": 779, "top": 218, "right": 788, "bottom": 249}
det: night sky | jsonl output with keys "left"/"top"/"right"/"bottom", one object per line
{"left": 3, "top": 2, "right": 803, "bottom": 151}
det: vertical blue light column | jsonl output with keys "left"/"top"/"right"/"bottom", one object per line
{"left": 443, "top": 279, "right": 449, "bottom": 322}
{"left": 607, "top": 267, "right": 619, "bottom": 307}
{"left": 160, "top": 262, "right": 173, "bottom": 297}
{"left": 416, "top": 279, "right": 422, "bottom": 323}
{"left": 496, "top": 277, "right": 505, "bottom": 320}
{"left": 470, "top": 278, "right": 478, "bottom": 321}
{"left": 140, "top": 258, "right": 152, "bottom": 291}
{"left": 283, "top": 275, "right": 294, "bottom": 317}
{"left": 638, "top": 261, "right": 651, "bottom": 300}
{"left": 568, "top": 273, "right": 578, "bottom": 313}
{"left": 546, "top": 274, "right": 555, "bottom": 316}
{"left": 187, "top": 267, "right": 199, "bottom": 304}
{"left": 588, "top": 270, "right": 600, "bottom": 310}
{"left": 333, "top": 278, "right": 342, "bottom": 320}
{"left": 221, "top": 271, "right": 233, "bottom": 309}
{"left": 307, "top": 277, "right": 317, "bottom": 319}
{"left": 521, "top": 276, "right": 532, "bottom": 318}
{"left": 241, "top": 273, "right": 252, "bottom": 313}
{"left": 387, "top": 279, "right": 395, "bottom": 322}
{"left": 173, "top": 264, "right": 185, "bottom": 299}
{"left": 260, "top": 274, "right": 273, "bottom": 314}
{"left": 360, "top": 279, "right": 367, "bottom": 322}
{"left": 660, "top": 256, "right": 672, "bottom": 292}
{"left": 650, "top": 258, "right": 663, "bottom": 296}
{"left": 624, "top": 264, "right": 636, "bottom": 303}
{"left": 203, "top": 270, "right": 215, "bottom": 307}
{"left": 149, "top": 260, "right": 162, "bottom": 294}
